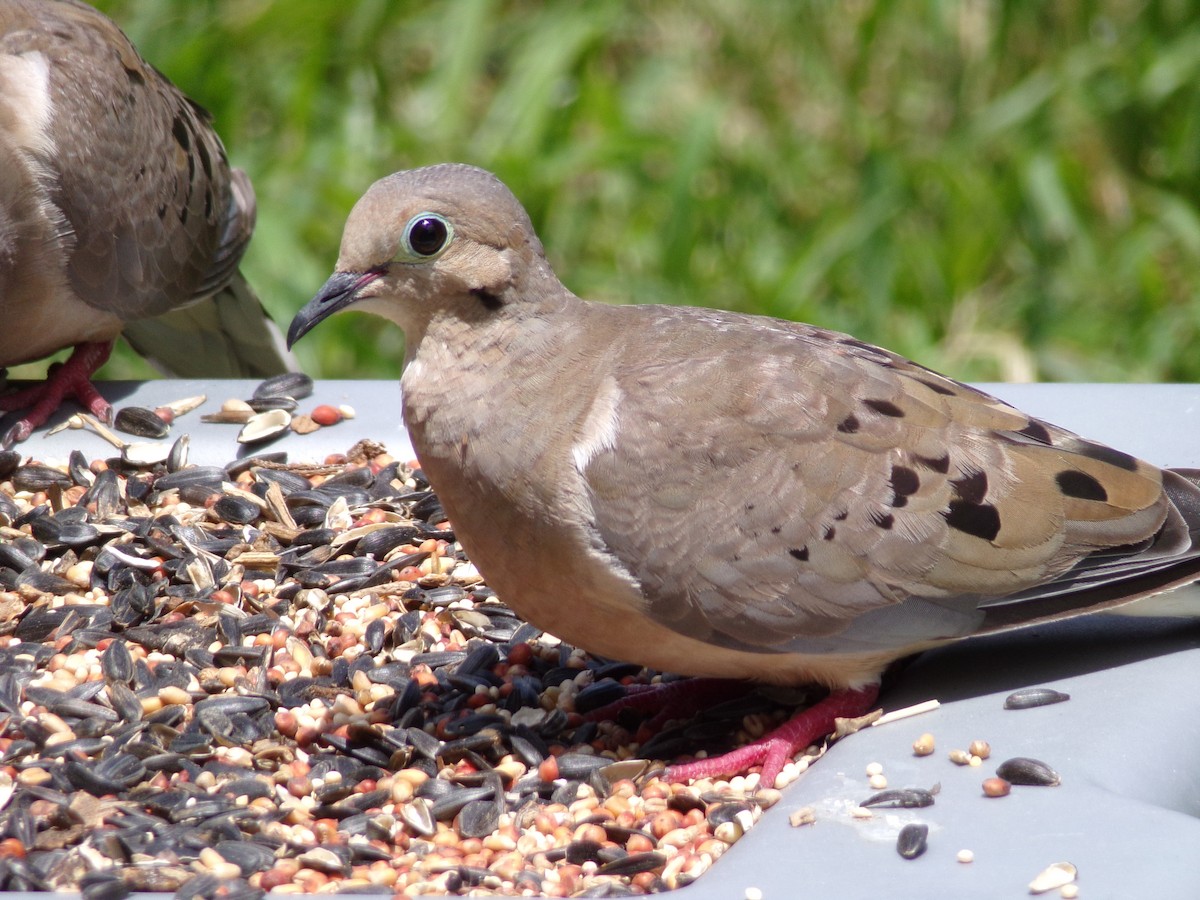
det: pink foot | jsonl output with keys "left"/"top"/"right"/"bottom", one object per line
{"left": 0, "top": 341, "right": 114, "bottom": 447}
{"left": 664, "top": 684, "right": 881, "bottom": 788}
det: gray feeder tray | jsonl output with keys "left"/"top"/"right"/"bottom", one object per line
{"left": 7, "top": 380, "right": 1200, "bottom": 899}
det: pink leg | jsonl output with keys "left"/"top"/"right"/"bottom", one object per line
{"left": 664, "top": 684, "right": 881, "bottom": 788}
{"left": 0, "top": 341, "right": 114, "bottom": 447}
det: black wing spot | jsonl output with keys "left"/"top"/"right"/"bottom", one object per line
{"left": 864, "top": 398, "right": 904, "bottom": 417}
{"left": 950, "top": 469, "right": 988, "bottom": 504}
{"left": 916, "top": 377, "right": 956, "bottom": 396}
{"left": 771, "top": 526, "right": 782, "bottom": 535}
{"left": 1056, "top": 470, "right": 1109, "bottom": 502}
{"left": 1017, "top": 420, "right": 1053, "bottom": 444}
{"left": 833, "top": 510, "right": 849, "bottom": 521}
{"left": 942, "top": 500, "right": 1001, "bottom": 541}
{"left": 823, "top": 526, "right": 837, "bottom": 541}
{"left": 196, "top": 135, "right": 213, "bottom": 179}
{"left": 1076, "top": 441, "right": 1139, "bottom": 472}
{"left": 789, "top": 547, "right": 809, "bottom": 561}
{"left": 837, "top": 415, "right": 860, "bottom": 434}
{"left": 890, "top": 465, "right": 920, "bottom": 499}
{"left": 870, "top": 510, "right": 895, "bottom": 530}
{"left": 914, "top": 453, "right": 951, "bottom": 474}
{"left": 171, "top": 115, "right": 190, "bottom": 151}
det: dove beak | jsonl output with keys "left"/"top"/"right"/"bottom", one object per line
{"left": 287, "top": 269, "right": 383, "bottom": 348}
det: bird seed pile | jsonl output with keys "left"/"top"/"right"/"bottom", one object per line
{"left": 0, "top": 435, "right": 797, "bottom": 898}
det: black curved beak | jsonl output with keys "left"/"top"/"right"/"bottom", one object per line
{"left": 287, "top": 270, "right": 382, "bottom": 348}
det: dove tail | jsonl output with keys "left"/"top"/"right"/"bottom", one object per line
{"left": 120, "top": 271, "right": 297, "bottom": 378}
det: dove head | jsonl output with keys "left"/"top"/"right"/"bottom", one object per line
{"left": 287, "top": 164, "right": 554, "bottom": 348}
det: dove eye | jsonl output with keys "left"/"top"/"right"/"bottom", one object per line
{"left": 401, "top": 213, "right": 452, "bottom": 259}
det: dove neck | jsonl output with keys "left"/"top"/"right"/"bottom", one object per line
{"left": 401, "top": 291, "right": 609, "bottom": 507}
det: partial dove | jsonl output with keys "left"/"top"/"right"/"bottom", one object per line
{"left": 288, "top": 164, "right": 1200, "bottom": 787}
{"left": 0, "top": 0, "right": 291, "bottom": 447}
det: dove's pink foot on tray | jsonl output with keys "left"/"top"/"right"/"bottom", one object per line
{"left": 663, "top": 684, "right": 881, "bottom": 788}
{"left": 0, "top": 341, "right": 114, "bottom": 446}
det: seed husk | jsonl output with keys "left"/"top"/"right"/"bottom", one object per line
{"left": 237, "top": 409, "right": 292, "bottom": 444}
{"left": 861, "top": 787, "right": 935, "bottom": 809}
{"left": 122, "top": 441, "right": 170, "bottom": 466}
{"left": 167, "top": 434, "right": 190, "bottom": 472}
{"left": 290, "top": 414, "right": 320, "bottom": 435}
{"left": 996, "top": 757, "right": 1061, "bottom": 786}
{"left": 788, "top": 807, "right": 816, "bottom": 827}
{"left": 202, "top": 399, "right": 255, "bottom": 424}
{"left": 1028, "top": 861, "right": 1076, "bottom": 894}
{"left": 896, "top": 823, "right": 928, "bottom": 859}
{"left": 158, "top": 394, "right": 207, "bottom": 418}
{"left": 1004, "top": 687, "right": 1070, "bottom": 710}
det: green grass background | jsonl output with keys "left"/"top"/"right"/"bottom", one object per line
{"left": 70, "top": 1, "right": 1200, "bottom": 384}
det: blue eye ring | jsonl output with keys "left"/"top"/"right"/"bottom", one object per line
{"left": 402, "top": 213, "right": 453, "bottom": 259}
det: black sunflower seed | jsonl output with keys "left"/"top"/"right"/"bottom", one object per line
{"left": 897, "top": 822, "right": 928, "bottom": 859}
{"left": 114, "top": 407, "right": 170, "bottom": 439}
{"left": 253, "top": 372, "right": 314, "bottom": 401}
{"left": 1003, "top": 687, "right": 1070, "bottom": 709}
{"left": 995, "top": 757, "right": 1061, "bottom": 786}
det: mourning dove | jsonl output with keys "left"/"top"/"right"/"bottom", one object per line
{"left": 288, "top": 164, "right": 1200, "bottom": 787}
{"left": 0, "top": 0, "right": 291, "bottom": 446}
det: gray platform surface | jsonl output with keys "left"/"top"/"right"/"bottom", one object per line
{"left": 6, "top": 380, "right": 1200, "bottom": 899}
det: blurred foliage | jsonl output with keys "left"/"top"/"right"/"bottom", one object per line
{"left": 71, "top": 0, "right": 1200, "bottom": 382}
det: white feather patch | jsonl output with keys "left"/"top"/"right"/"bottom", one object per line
{"left": 0, "top": 51, "right": 56, "bottom": 157}
{"left": 571, "top": 376, "right": 622, "bottom": 473}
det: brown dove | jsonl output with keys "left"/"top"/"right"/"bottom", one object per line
{"left": 0, "top": 0, "right": 291, "bottom": 447}
{"left": 288, "top": 164, "right": 1200, "bottom": 787}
